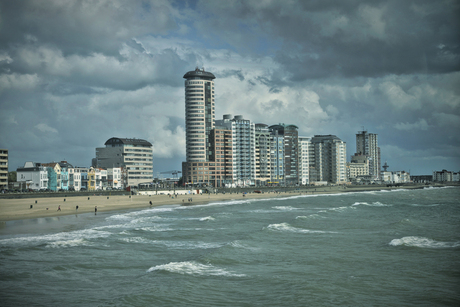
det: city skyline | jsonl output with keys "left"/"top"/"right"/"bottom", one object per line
{"left": 1, "top": 1, "right": 459, "bottom": 175}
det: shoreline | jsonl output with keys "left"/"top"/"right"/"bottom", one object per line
{"left": 0, "top": 184, "right": 453, "bottom": 222}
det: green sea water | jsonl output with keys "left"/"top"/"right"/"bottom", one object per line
{"left": 1, "top": 187, "right": 459, "bottom": 306}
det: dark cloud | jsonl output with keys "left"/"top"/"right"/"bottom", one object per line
{"left": 0, "top": 0, "right": 459, "bottom": 176}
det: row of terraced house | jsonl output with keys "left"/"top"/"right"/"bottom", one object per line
{"left": 16, "top": 161, "right": 123, "bottom": 191}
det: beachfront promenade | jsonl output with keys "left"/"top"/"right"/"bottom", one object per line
{"left": 0, "top": 184, "right": 448, "bottom": 222}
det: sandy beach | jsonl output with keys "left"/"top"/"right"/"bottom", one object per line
{"left": 0, "top": 184, "right": 433, "bottom": 222}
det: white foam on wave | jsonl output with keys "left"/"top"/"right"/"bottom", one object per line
{"left": 389, "top": 236, "right": 460, "bottom": 248}
{"left": 0, "top": 228, "right": 112, "bottom": 247}
{"left": 296, "top": 214, "right": 325, "bottom": 220}
{"left": 200, "top": 216, "right": 215, "bottom": 221}
{"left": 158, "top": 241, "right": 223, "bottom": 249}
{"left": 266, "top": 222, "right": 337, "bottom": 234}
{"left": 352, "top": 201, "right": 391, "bottom": 207}
{"left": 147, "top": 261, "right": 245, "bottom": 277}
{"left": 106, "top": 206, "right": 178, "bottom": 221}
{"left": 46, "top": 238, "right": 93, "bottom": 248}
{"left": 272, "top": 206, "right": 300, "bottom": 211}
{"left": 229, "top": 240, "right": 260, "bottom": 251}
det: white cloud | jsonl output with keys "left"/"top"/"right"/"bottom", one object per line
{"left": 35, "top": 123, "right": 58, "bottom": 133}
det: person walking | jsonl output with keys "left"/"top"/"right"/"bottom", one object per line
{"left": 95, "top": 206, "right": 97, "bottom": 215}
{"left": 57, "top": 205, "right": 61, "bottom": 211}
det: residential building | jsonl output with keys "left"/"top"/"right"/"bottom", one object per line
{"left": 182, "top": 67, "right": 217, "bottom": 186}
{"left": 433, "top": 170, "right": 453, "bottom": 182}
{"left": 268, "top": 124, "right": 299, "bottom": 185}
{"left": 356, "top": 130, "right": 380, "bottom": 180}
{"left": 255, "top": 124, "right": 271, "bottom": 185}
{"left": 310, "top": 135, "right": 347, "bottom": 184}
{"left": 382, "top": 171, "right": 411, "bottom": 183}
{"left": 107, "top": 167, "right": 122, "bottom": 189}
{"left": 298, "top": 137, "right": 311, "bottom": 185}
{"left": 269, "top": 128, "right": 284, "bottom": 185}
{"left": 69, "top": 168, "right": 82, "bottom": 191}
{"left": 347, "top": 154, "right": 370, "bottom": 183}
{"left": 42, "top": 162, "right": 62, "bottom": 191}
{"left": 95, "top": 137, "right": 153, "bottom": 187}
{"left": 0, "top": 149, "right": 8, "bottom": 190}
{"left": 16, "top": 162, "right": 49, "bottom": 191}
{"left": 216, "top": 115, "right": 255, "bottom": 186}
{"left": 184, "top": 67, "right": 215, "bottom": 162}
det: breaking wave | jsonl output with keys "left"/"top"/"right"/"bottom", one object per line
{"left": 147, "top": 261, "right": 245, "bottom": 277}
{"left": 266, "top": 222, "right": 337, "bottom": 234}
{"left": 389, "top": 236, "right": 460, "bottom": 248}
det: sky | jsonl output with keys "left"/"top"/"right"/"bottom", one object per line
{"left": 0, "top": 0, "right": 459, "bottom": 176}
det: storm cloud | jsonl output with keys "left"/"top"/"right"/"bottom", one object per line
{"left": 0, "top": 0, "right": 459, "bottom": 175}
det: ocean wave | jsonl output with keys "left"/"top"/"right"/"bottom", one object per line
{"left": 266, "top": 222, "right": 337, "bottom": 234}
{"left": 272, "top": 206, "right": 301, "bottom": 211}
{"left": 351, "top": 201, "right": 392, "bottom": 207}
{"left": 389, "top": 236, "right": 460, "bottom": 248}
{"left": 200, "top": 216, "right": 215, "bottom": 221}
{"left": 46, "top": 238, "right": 93, "bottom": 248}
{"left": 296, "top": 214, "right": 325, "bottom": 220}
{"left": 147, "top": 261, "right": 245, "bottom": 277}
{"left": 229, "top": 240, "right": 260, "bottom": 251}
{"left": 106, "top": 207, "right": 177, "bottom": 221}
{"left": 0, "top": 228, "right": 112, "bottom": 247}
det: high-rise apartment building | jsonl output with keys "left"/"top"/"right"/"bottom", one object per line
{"left": 216, "top": 115, "right": 255, "bottom": 186}
{"left": 310, "top": 135, "right": 347, "bottom": 184}
{"left": 298, "top": 137, "right": 311, "bottom": 185}
{"left": 95, "top": 137, "right": 153, "bottom": 187}
{"left": 356, "top": 130, "right": 380, "bottom": 180}
{"left": 184, "top": 68, "right": 216, "bottom": 162}
{"left": 269, "top": 124, "right": 299, "bottom": 185}
{"left": 255, "top": 124, "right": 271, "bottom": 185}
{"left": 182, "top": 68, "right": 222, "bottom": 187}
{"left": 0, "top": 149, "right": 8, "bottom": 190}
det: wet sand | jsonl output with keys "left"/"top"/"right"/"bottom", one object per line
{"left": 0, "top": 185, "right": 430, "bottom": 222}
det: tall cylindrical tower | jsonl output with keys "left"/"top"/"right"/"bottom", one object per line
{"left": 183, "top": 68, "right": 216, "bottom": 162}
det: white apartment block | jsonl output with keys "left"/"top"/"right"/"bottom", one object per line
{"left": 183, "top": 68, "right": 216, "bottom": 163}
{"left": 433, "top": 170, "right": 453, "bottom": 182}
{"left": 216, "top": 115, "right": 255, "bottom": 186}
{"left": 298, "top": 137, "right": 311, "bottom": 185}
{"left": 382, "top": 171, "right": 411, "bottom": 183}
{"left": 16, "top": 162, "right": 49, "bottom": 190}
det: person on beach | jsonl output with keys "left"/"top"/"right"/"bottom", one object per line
{"left": 76, "top": 205, "right": 79, "bottom": 211}
{"left": 95, "top": 206, "right": 97, "bottom": 215}
{"left": 149, "top": 201, "right": 152, "bottom": 206}
{"left": 57, "top": 205, "right": 61, "bottom": 211}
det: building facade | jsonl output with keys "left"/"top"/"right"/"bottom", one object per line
{"left": 216, "top": 115, "right": 255, "bottom": 186}
{"left": 96, "top": 137, "right": 153, "bottom": 187}
{"left": 16, "top": 162, "right": 49, "bottom": 191}
{"left": 184, "top": 67, "right": 216, "bottom": 162}
{"left": 310, "top": 135, "right": 347, "bottom": 184}
{"left": 356, "top": 130, "right": 380, "bottom": 180}
{"left": 0, "top": 149, "right": 8, "bottom": 190}
{"left": 255, "top": 124, "right": 271, "bottom": 185}
{"left": 298, "top": 137, "right": 311, "bottom": 185}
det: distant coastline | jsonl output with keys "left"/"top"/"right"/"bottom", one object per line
{"left": 0, "top": 183, "right": 456, "bottom": 222}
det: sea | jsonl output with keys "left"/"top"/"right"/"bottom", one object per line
{"left": 0, "top": 186, "right": 459, "bottom": 306}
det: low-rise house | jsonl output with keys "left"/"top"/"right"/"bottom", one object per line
{"left": 16, "top": 162, "right": 48, "bottom": 191}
